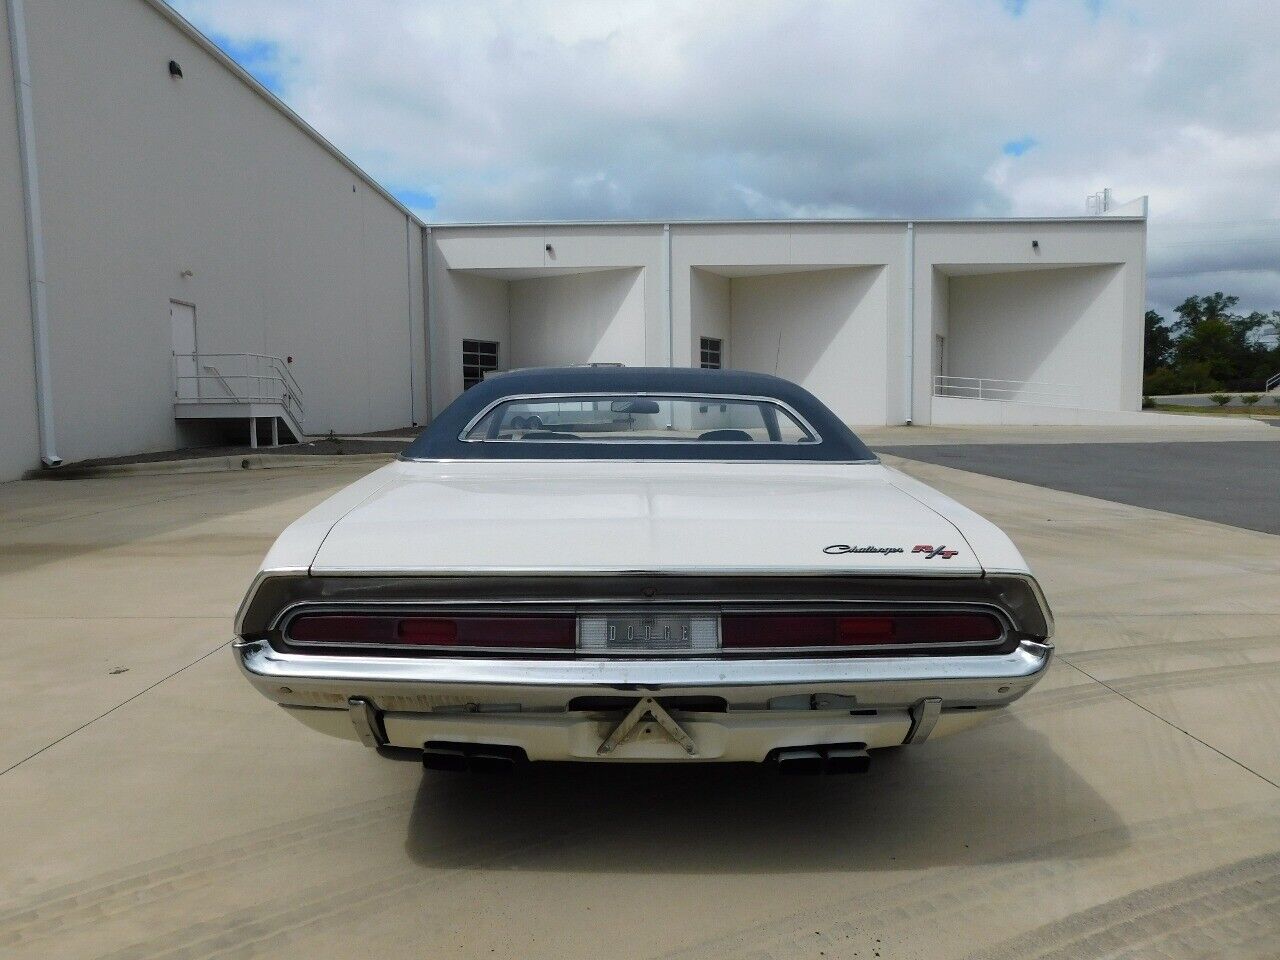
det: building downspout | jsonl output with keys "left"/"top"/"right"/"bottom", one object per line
{"left": 663, "top": 223, "right": 673, "bottom": 367}
{"left": 404, "top": 215, "right": 416, "bottom": 426}
{"left": 904, "top": 221, "right": 915, "bottom": 425}
{"left": 7, "top": 0, "right": 59, "bottom": 465}
{"left": 422, "top": 226, "right": 435, "bottom": 420}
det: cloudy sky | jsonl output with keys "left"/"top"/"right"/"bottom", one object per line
{"left": 171, "top": 0, "right": 1280, "bottom": 321}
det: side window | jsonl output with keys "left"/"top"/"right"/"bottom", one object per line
{"left": 462, "top": 340, "right": 499, "bottom": 390}
{"left": 699, "top": 337, "right": 723, "bottom": 369}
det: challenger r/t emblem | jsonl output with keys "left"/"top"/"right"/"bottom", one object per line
{"left": 823, "top": 544, "right": 905, "bottom": 555}
{"left": 913, "top": 544, "right": 959, "bottom": 559}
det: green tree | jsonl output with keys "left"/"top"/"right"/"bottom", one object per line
{"left": 1143, "top": 361, "right": 1219, "bottom": 396}
{"left": 1144, "top": 310, "right": 1174, "bottom": 373}
{"left": 1172, "top": 294, "right": 1269, "bottom": 383}
{"left": 1172, "top": 292, "right": 1239, "bottom": 330}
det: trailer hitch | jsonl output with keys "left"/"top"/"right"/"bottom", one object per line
{"left": 597, "top": 696, "right": 698, "bottom": 757}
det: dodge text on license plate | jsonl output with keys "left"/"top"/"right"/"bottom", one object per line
{"left": 578, "top": 613, "right": 720, "bottom": 653}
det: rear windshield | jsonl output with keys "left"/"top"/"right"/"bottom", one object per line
{"left": 462, "top": 394, "right": 818, "bottom": 444}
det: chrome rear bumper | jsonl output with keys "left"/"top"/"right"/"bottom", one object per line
{"left": 233, "top": 639, "right": 1051, "bottom": 760}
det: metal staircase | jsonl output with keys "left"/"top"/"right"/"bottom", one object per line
{"left": 1266, "top": 371, "right": 1280, "bottom": 395}
{"left": 172, "top": 353, "right": 306, "bottom": 447}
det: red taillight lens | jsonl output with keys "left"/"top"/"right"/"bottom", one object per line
{"left": 837, "top": 616, "right": 895, "bottom": 643}
{"left": 721, "top": 612, "right": 1002, "bottom": 649}
{"left": 397, "top": 618, "right": 457, "bottom": 644}
{"left": 286, "top": 614, "right": 575, "bottom": 650}
{"left": 287, "top": 615, "right": 392, "bottom": 644}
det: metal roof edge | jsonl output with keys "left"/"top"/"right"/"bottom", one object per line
{"left": 139, "top": 0, "right": 425, "bottom": 227}
{"left": 423, "top": 216, "right": 1147, "bottom": 230}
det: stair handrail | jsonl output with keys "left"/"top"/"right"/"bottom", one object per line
{"left": 172, "top": 352, "right": 305, "bottom": 428}
{"left": 199, "top": 362, "right": 238, "bottom": 400}
{"left": 266, "top": 356, "right": 305, "bottom": 420}
{"left": 1266, "top": 370, "right": 1280, "bottom": 394}
{"left": 933, "top": 374, "right": 1081, "bottom": 408}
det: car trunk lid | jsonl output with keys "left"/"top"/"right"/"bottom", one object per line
{"left": 309, "top": 461, "right": 982, "bottom": 575}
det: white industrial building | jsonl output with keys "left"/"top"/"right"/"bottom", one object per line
{"left": 426, "top": 213, "right": 1150, "bottom": 427}
{"left": 3, "top": 0, "right": 1152, "bottom": 483}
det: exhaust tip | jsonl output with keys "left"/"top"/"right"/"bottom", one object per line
{"left": 773, "top": 748, "right": 824, "bottom": 775}
{"left": 770, "top": 743, "right": 871, "bottom": 775}
{"left": 422, "top": 745, "right": 468, "bottom": 772}
{"left": 423, "top": 741, "right": 529, "bottom": 773}
{"left": 824, "top": 746, "right": 871, "bottom": 775}
{"left": 467, "top": 755, "right": 516, "bottom": 774}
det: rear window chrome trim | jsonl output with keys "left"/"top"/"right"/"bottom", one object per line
{"left": 456, "top": 392, "right": 824, "bottom": 446}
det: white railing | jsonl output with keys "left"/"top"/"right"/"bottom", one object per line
{"left": 933, "top": 375, "right": 1082, "bottom": 408}
{"left": 1266, "top": 371, "right": 1280, "bottom": 394}
{"left": 173, "top": 352, "right": 305, "bottom": 426}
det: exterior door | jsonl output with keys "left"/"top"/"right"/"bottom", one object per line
{"left": 170, "top": 301, "right": 198, "bottom": 400}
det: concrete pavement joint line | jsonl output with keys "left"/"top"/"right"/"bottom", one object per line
{"left": 0, "top": 475, "right": 298, "bottom": 532}
{"left": 0, "top": 615, "right": 232, "bottom": 620}
{"left": 1058, "top": 658, "right": 1280, "bottom": 792}
{"left": 0, "top": 640, "right": 232, "bottom": 779}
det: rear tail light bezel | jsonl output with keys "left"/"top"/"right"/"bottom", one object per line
{"left": 718, "top": 609, "right": 1008, "bottom": 655}
{"left": 280, "top": 609, "right": 577, "bottom": 655}
{"left": 274, "top": 603, "right": 1014, "bottom": 658}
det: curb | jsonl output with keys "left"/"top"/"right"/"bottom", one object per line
{"left": 38, "top": 452, "right": 397, "bottom": 480}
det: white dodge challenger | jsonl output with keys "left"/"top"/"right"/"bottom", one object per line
{"left": 234, "top": 366, "right": 1053, "bottom": 773}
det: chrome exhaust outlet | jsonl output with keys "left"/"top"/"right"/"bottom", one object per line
{"left": 423, "top": 741, "right": 528, "bottom": 773}
{"left": 823, "top": 745, "right": 870, "bottom": 775}
{"left": 467, "top": 751, "right": 520, "bottom": 774}
{"left": 770, "top": 743, "right": 870, "bottom": 775}
{"left": 774, "top": 748, "right": 824, "bottom": 775}
{"left": 422, "top": 744, "right": 469, "bottom": 772}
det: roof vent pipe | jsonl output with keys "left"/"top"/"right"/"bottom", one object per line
{"left": 7, "top": 0, "right": 61, "bottom": 466}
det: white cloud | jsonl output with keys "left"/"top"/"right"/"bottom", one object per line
{"left": 172, "top": 0, "right": 1280, "bottom": 313}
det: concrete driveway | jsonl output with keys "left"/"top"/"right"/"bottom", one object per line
{"left": 1, "top": 459, "right": 1279, "bottom": 959}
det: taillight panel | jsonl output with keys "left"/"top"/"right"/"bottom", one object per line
{"left": 720, "top": 612, "right": 1004, "bottom": 651}
{"left": 280, "top": 608, "right": 1008, "bottom": 657}
{"left": 286, "top": 613, "right": 576, "bottom": 651}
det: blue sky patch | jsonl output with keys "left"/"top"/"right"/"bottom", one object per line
{"left": 1002, "top": 136, "right": 1038, "bottom": 157}
{"left": 1004, "top": 0, "right": 1106, "bottom": 17}
{"left": 394, "top": 189, "right": 438, "bottom": 211}
{"left": 210, "top": 33, "right": 284, "bottom": 95}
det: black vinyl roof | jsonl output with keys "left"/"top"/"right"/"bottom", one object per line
{"left": 401, "top": 366, "right": 877, "bottom": 462}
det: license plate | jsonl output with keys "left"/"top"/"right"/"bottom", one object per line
{"left": 578, "top": 613, "right": 720, "bottom": 653}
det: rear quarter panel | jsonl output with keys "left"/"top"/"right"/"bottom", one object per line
{"left": 883, "top": 465, "right": 1031, "bottom": 574}
{"left": 258, "top": 463, "right": 400, "bottom": 572}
